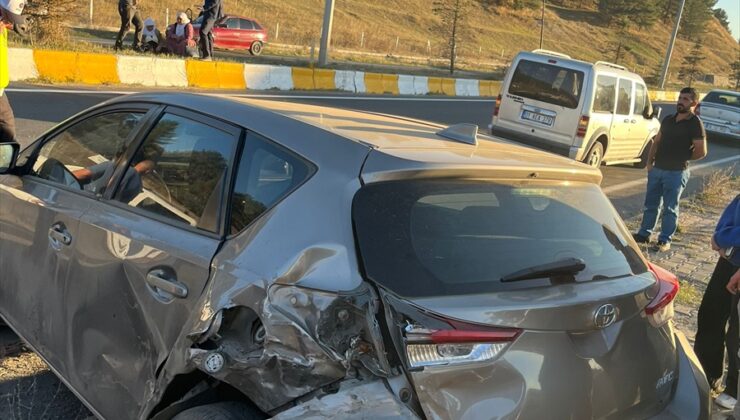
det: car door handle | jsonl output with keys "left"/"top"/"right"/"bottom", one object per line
{"left": 630, "top": 119, "right": 637, "bottom": 124}
{"left": 623, "top": 118, "right": 630, "bottom": 123}
{"left": 48, "top": 223, "right": 72, "bottom": 248}
{"left": 146, "top": 270, "right": 188, "bottom": 299}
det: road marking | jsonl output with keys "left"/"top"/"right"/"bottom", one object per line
{"left": 602, "top": 155, "right": 740, "bottom": 194}
{"left": 6, "top": 88, "right": 495, "bottom": 102}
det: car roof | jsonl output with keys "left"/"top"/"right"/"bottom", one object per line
{"left": 514, "top": 51, "right": 644, "bottom": 80}
{"left": 705, "top": 89, "right": 739, "bottom": 95}
{"left": 102, "top": 93, "right": 602, "bottom": 184}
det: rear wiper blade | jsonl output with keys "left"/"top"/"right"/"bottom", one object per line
{"left": 500, "top": 257, "right": 586, "bottom": 283}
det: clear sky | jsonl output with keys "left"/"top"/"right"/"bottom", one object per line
{"left": 716, "top": 0, "right": 739, "bottom": 39}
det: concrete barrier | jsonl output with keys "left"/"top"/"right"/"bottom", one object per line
{"left": 244, "top": 64, "right": 293, "bottom": 90}
{"left": 335, "top": 70, "right": 356, "bottom": 92}
{"left": 398, "top": 75, "right": 415, "bottom": 95}
{"left": 7, "top": 47, "right": 690, "bottom": 101}
{"left": 8, "top": 48, "right": 38, "bottom": 81}
{"left": 313, "top": 68, "right": 335, "bottom": 90}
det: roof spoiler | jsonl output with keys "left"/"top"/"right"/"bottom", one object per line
{"left": 436, "top": 123, "right": 478, "bottom": 146}
{"left": 594, "top": 61, "right": 627, "bottom": 71}
{"left": 531, "top": 49, "right": 571, "bottom": 59}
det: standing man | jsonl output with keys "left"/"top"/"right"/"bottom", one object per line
{"left": 198, "top": 0, "right": 223, "bottom": 61}
{"left": 114, "top": 0, "right": 143, "bottom": 51}
{"left": 632, "top": 87, "right": 707, "bottom": 252}
{"left": 695, "top": 193, "right": 740, "bottom": 410}
{"left": 0, "top": 0, "right": 27, "bottom": 143}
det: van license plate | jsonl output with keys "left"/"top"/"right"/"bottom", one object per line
{"left": 522, "top": 110, "right": 554, "bottom": 126}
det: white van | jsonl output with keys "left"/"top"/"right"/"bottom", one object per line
{"left": 490, "top": 50, "right": 662, "bottom": 168}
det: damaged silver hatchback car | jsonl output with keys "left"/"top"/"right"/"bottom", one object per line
{"left": 0, "top": 93, "right": 710, "bottom": 419}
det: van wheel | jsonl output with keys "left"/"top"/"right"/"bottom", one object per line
{"left": 172, "top": 401, "right": 264, "bottom": 420}
{"left": 584, "top": 142, "right": 604, "bottom": 168}
{"left": 634, "top": 139, "right": 653, "bottom": 169}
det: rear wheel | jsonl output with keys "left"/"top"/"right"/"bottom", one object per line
{"left": 249, "top": 41, "right": 263, "bottom": 56}
{"left": 583, "top": 141, "right": 604, "bottom": 168}
{"left": 172, "top": 401, "right": 263, "bottom": 420}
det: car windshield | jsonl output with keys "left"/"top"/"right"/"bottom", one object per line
{"left": 703, "top": 91, "right": 740, "bottom": 109}
{"left": 509, "top": 59, "right": 584, "bottom": 109}
{"left": 353, "top": 180, "right": 647, "bottom": 298}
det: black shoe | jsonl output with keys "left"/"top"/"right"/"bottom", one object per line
{"left": 652, "top": 241, "right": 671, "bottom": 252}
{"left": 632, "top": 233, "right": 650, "bottom": 244}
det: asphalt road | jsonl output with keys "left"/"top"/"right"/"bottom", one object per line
{"left": 7, "top": 86, "right": 738, "bottom": 220}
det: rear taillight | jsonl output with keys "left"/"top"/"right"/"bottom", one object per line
{"left": 405, "top": 322, "right": 521, "bottom": 368}
{"left": 576, "top": 115, "right": 590, "bottom": 138}
{"left": 645, "top": 262, "right": 679, "bottom": 327}
{"left": 695, "top": 103, "right": 701, "bottom": 118}
{"left": 493, "top": 94, "right": 502, "bottom": 117}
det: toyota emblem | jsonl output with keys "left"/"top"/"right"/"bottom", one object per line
{"left": 594, "top": 304, "right": 617, "bottom": 328}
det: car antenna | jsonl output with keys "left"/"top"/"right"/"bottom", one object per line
{"left": 436, "top": 123, "right": 478, "bottom": 146}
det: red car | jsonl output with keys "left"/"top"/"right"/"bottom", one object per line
{"left": 192, "top": 14, "right": 268, "bottom": 56}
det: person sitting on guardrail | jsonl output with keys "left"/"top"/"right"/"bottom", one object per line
{"left": 140, "top": 17, "right": 164, "bottom": 54}
{"left": 165, "top": 12, "right": 197, "bottom": 58}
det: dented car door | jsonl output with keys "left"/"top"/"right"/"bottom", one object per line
{"left": 61, "top": 109, "right": 240, "bottom": 419}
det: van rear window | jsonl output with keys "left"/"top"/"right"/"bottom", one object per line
{"left": 703, "top": 92, "right": 740, "bottom": 108}
{"left": 509, "top": 60, "right": 584, "bottom": 109}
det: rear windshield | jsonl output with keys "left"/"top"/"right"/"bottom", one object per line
{"left": 353, "top": 180, "right": 647, "bottom": 298}
{"left": 703, "top": 91, "right": 740, "bottom": 108}
{"left": 509, "top": 59, "right": 584, "bottom": 109}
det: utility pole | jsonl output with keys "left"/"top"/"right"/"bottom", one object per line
{"left": 318, "top": 0, "right": 335, "bottom": 67}
{"left": 539, "top": 0, "right": 545, "bottom": 49}
{"left": 658, "top": 0, "right": 685, "bottom": 89}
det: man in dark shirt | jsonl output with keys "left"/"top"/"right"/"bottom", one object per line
{"left": 114, "top": 0, "right": 143, "bottom": 51}
{"left": 198, "top": 0, "right": 223, "bottom": 61}
{"left": 633, "top": 87, "right": 707, "bottom": 252}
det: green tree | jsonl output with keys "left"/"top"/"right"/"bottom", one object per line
{"left": 434, "top": 0, "right": 473, "bottom": 74}
{"left": 679, "top": 0, "right": 716, "bottom": 40}
{"left": 678, "top": 40, "right": 706, "bottom": 86}
{"left": 598, "top": 0, "right": 659, "bottom": 29}
{"left": 713, "top": 8, "right": 730, "bottom": 31}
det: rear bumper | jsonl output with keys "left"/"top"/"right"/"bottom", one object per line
{"left": 650, "top": 330, "right": 711, "bottom": 419}
{"left": 701, "top": 117, "right": 740, "bottom": 141}
{"left": 491, "top": 124, "right": 580, "bottom": 159}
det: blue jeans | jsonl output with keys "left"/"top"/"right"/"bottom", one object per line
{"left": 638, "top": 167, "right": 690, "bottom": 243}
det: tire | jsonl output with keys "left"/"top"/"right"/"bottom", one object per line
{"left": 634, "top": 138, "right": 653, "bottom": 169}
{"left": 249, "top": 42, "right": 263, "bottom": 56}
{"left": 583, "top": 141, "right": 604, "bottom": 168}
{"left": 172, "top": 401, "right": 263, "bottom": 420}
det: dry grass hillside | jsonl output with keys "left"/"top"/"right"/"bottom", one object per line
{"left": 73, "top": 0, "right": 737, "bottom": 86}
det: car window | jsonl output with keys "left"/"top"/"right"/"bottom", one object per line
{"left": 703, "top": 91, "right": 740, "bottom": 108}
{"left": 593, "top": 75, "right": 616, "bottom": 113}
{"left": 616, "top": 79, "right": 633, "bottom": 115}
{"left": 229, "top": 131, "right": 313, "bottom": 234}
{"left": 114, "top": 113, "right": 237, "bottom": 233}
{"left": 252, "top": 21, "right": 263, "bottom": 30}
{"left": 226, "top": 18, "right": 239, "bottom": 29}
{"left": 239, "top": 19, "right": 254, "bottom": 30}
{"left": 634, "top": 84, "right": 647, "bottom": 116}
{"left": 353, "top": 180, "right": 647, "bottom": 298}
{"left": 31, "top": 112, "right": 145, "bottom": 193}
{"left": 508, "top": 59, "right": 584, "bottom": 109}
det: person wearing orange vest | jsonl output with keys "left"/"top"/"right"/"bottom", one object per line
{"left": 0, "top": 0, "right": 27, "bottom": 143}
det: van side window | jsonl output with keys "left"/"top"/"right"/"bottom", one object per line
{"left": 634, "top": 84, "right": 647, "bottom": 116}
{"left": 616, "top": 79, "right": 633, "bottom": 115}
{"left": 593, "top": 76, "right": 616, "bottom": 113}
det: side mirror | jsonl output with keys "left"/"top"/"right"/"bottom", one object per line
{"left": 651, "top": 106, "right": 662, "bottom": 120}
{"left": 0, "top": 142, "right": 19, "bottom": 174}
